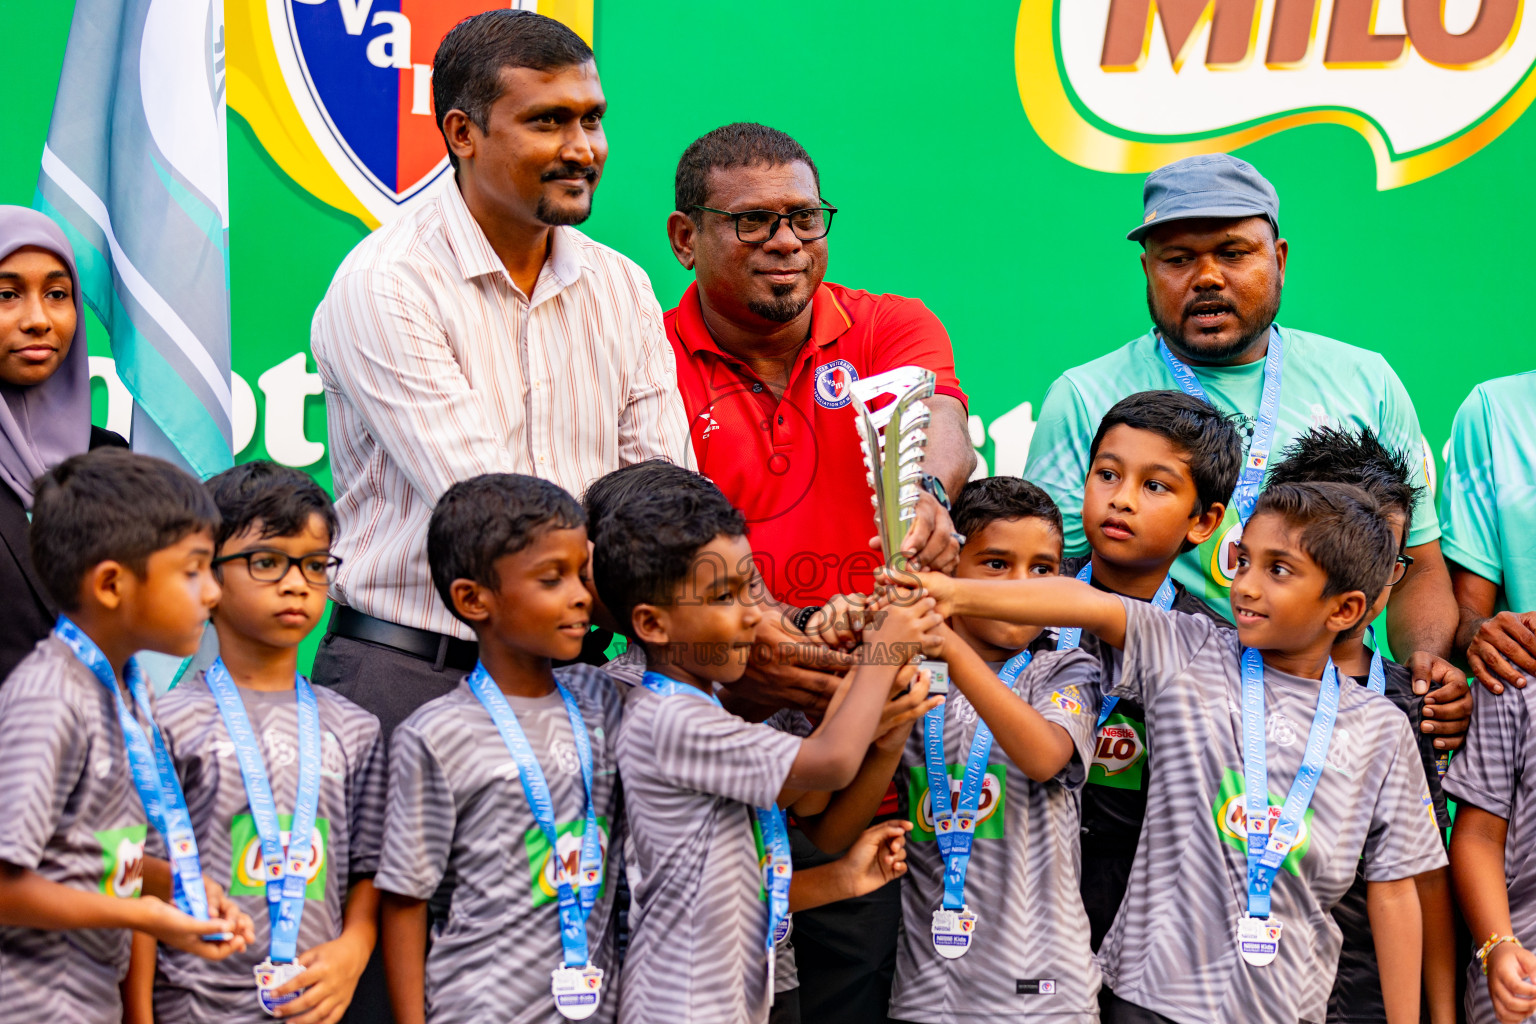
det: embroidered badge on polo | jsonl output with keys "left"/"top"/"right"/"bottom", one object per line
{"left": 813, "top": 359, "right": 859, "bottom": 409}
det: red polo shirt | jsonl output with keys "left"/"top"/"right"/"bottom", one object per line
{"left": 667, "top": 281, "right": 967, "bottom": 606}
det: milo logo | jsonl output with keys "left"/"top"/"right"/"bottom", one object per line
{"left": 228, "top": 814, "right": 329, "bottom": 900}
{"left": 1018, "top": 0, "right": 1536, "bottom": 188}
{"left": 96, "top": 824, "right": 148, "bottom": 899}
{"left": 1089, "top": 715, "right": 1147, "bottom": 790}
{"left": 525, "top": 819, "right": 610, "bottom": 909}
{"left": 905, "top": 765, "right": 1008, "bottom": 841}
{"left": 1211, "top": 769, "right": 1314, "bottom": 875}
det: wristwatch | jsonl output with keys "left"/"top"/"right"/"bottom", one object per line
{"left": 919, "top": 472, "right": 951, "bottom": 510}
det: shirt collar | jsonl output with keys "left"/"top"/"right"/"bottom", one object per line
{"left": 672, "top": 282, "right": 854, "bottom": 359}
{"left": 440, "top": 178, "right": 589, "bottom": 291}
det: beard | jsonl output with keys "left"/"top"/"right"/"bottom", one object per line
{"left": 1148, "top": 283, "right": 1282, "bottom": 365}
{"left": 747, "top": 282, "right": 812, "bottom": 323}
{"left": 536, "top": 193, "right": 593, "bottom": 226}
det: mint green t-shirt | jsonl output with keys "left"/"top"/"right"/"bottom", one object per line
{"left": 1024, "top": 327, "right": 1438, "bottom": 618}
{"left": 1440, "top": 371, "right": 1536, "bottom": 614}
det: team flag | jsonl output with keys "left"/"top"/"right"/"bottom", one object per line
{"left": 36, "top": 0, "right": 234, "bottom": 478}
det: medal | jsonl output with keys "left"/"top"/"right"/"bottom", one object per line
{"left": 931, "top": 906, "right": 978, "bottom": 959}
{"left": 772, "top": 914, "right": 792, "bottom": 946}
{"left": 1236, "top": 916, "right": 1283, "bottom": 967}
{"left": 550, "top": 964, "right": 604, "bottom": 1021}
{"left": 254, "top": 959, "right": 306, "bottom": 1016}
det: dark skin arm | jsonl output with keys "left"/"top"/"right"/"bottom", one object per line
{"left": 1393, "top": 539, "right": 1460, "bottom": 699}
{"left": 1452, "top": 805, "right": 1536, "bottom": 1022}
{"left": 1369, "top": 877, "right": 1424, "bottom": 1024}
{"left": 1452, "top": 562, "right": 1536, "bottom": 694}
{"left": 380, "top": 892, "right": 427, "bottom": 1024}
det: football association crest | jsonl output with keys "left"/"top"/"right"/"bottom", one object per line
{"left": 228, "top": 0, "right": 595, "bottom": 228}
{"left": 1016, "top": 0, "right": 1536, "bottom": 188}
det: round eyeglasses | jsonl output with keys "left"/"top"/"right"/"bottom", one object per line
{"left": 212, "top": 549, "right": 341, "bottom": 587}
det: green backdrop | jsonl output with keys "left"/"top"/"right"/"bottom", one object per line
{"left": 3, "top": 1, "right": 1532, "bottom": 666}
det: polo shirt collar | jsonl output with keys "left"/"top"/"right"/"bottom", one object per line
{"left": 673, "top": 282, "right": 854, "bottom": 358}
{"left": 440, "top": 177, "right": 589, "bottom": 290}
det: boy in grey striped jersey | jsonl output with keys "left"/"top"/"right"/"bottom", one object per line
{"left": 917, "top": 482, "right": 1447, "bottom": 1024}
{"left": 0, "top": 450, "right": 253, "bottom": 1024}
{"left": 137, "top": 461, "right": 386, "bottom": 1024}
{"left": 592, "top": 476, "right": 943, "bottom": 1024}
{"left": 890, "top": 478, "right": 1103, "bottom": 1024}
{"left": 378, "top": 475, "right": 624, "bottom": 1024}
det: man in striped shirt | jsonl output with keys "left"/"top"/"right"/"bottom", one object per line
{"left": 309, "top": 11, "right": 692, "bottom": 741}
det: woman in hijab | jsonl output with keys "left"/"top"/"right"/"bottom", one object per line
{"left": 0, "top": 206, "right": 126, "bottom": 683}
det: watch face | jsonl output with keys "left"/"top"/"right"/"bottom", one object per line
{"left": 923, "top": 474, "right": 950, "bottom": 509}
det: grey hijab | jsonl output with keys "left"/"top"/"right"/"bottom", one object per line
{"left": 0, "top": 206, "right": 91, "bottom": 506}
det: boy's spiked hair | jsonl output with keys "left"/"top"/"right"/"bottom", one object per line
{"left": 591, "top": 472, "right": 746, "bottom": 640}
{"left": 205, "top": 460, "right": 337, "bottom": 551}
{"left": 427, "top": 473, "right": 585, "bottom": 625}
{"left": 1088, "top": 390, "right": 1243, "bottom": 520}
{"left": 29, "top": 448, "right": 220, "bottom": 612}
{"left": 1264, "top": 426, "right": 1419, "bottom": 540}
{"left": 952, "top": 477, "right": 1063, "bottom": 542}
{"left": 1250, "top": 482, "right": 1397, "bottom": 607}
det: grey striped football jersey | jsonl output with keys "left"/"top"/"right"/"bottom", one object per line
{"left": 1097, "top": 599, "right": 1447, "bottom": 1024}
{"left": 149, "top": 671, "right": 386, "bottom": 1022}
{"left": 0, "top": 636, "right": 153, "bottom": 1024}
{"left": 890, "top": 646, "right": 1103, "bottom": 1023}
{"left": 615, "top": 682, "right": 803, "bottom": 1024}
{"left": 375, "top": 665, "right": 624, "bottom": 1024}
{"left": 1443, "top": 676, "right": 1536, "bottom": 1024}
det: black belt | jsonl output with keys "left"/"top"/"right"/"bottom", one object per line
{"left": 327, "top": 605, "right": 479, "bottom": 672}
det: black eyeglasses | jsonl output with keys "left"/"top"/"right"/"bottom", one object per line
{"left": 212, "top": 549, "right": 341, "bottom": 587}
{"left": 1388, "top": 552, "right": 1414, "bottom": 586}
{"left": 692, "top": 204, "right": 838, "bottom": 243}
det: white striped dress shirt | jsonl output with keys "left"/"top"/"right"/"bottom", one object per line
{"left": 311, "top": 181, "right": 694, "bottom": 638}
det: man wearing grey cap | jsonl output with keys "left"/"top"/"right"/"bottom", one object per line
{"left": 1026, "top": 153, "right": 1458, "bottom": 685}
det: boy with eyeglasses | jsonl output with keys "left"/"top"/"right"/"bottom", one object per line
{"left": 137, "top": 460, "right": 386, "bottom": 1023}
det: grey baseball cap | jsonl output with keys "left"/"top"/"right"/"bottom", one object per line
{"left": 1127, "top": 153, "right": 1280, "bottom": 243}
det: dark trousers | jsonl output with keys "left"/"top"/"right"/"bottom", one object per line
{"left": 789, "top": 824, "right": 903, "bottom": 1024}
{"left": 1099, "top": 988, "right": 1183, "bottom": 1024}
{"left": 770, "top": 986, "right": 802, "bottom": 1024}
{"left": 312, "top": 634, "right": 471, "bottom": 1024}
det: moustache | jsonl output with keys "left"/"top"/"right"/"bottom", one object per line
{"left": 541, "top": 164, "right": 597, "bottom": 183}
{"left": 1183, "top": 296, "right": 1237, "bottom": 318}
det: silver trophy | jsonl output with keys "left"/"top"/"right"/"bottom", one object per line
{"left": 849, "top": 366, "right": 949, "bottom": 694}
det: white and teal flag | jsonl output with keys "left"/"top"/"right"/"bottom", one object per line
{"left": 35, "top": 0, "right": 233, "bottom": 479}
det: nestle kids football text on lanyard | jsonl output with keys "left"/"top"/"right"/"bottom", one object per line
{"left": 52, "top": 617, "right": 222, "bottom": 931}
{"left": 205, "top": 658, "right": 321, "bottom": 1015}
{"left": 1236, "top": 647, "right": 1339, "bottom": 967}
{"left": 1057, "top": 561, "right": 1175, "bottom": 730}
{"left": 922, "top": 648, "right": 1032, "bottom": 958}
{"left": 471, "top": 664, "right": 608, "bottom": 1019}
{"left": 1159, "top": 325, "right": 1284, "bottom": 531}
{"left": 639, "top": 671, "right": 793, "bottom": 996}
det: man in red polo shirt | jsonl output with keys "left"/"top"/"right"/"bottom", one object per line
{"left": 665, "top": 122, "right": 974, "bottom": 611}
{"left": 663, "top": 122, "right": 975, "bottom": 1024}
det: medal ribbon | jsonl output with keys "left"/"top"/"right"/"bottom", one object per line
{"left": 205, "top": 658, "right": 320, "bottom": 963}
{"left": 1240, "top": 647, "right": 1339, "bottom": 919}
{"left": 1363, "top": 626, "right": 1385, "bottom": 696}
{"left": 639, "top": 671, "right": 791, "bottom": 955}
{"left": 53, "top": 617, "right": 215, "bottom": 925}
{"left": 922, "top": 649, "right": 1031, "bottom": 911}
{"left": 471, "top": 664, "right": 605, "bottom": 969}
{"left": 1057, "top": 562, "right": 1175, "bottom": 727}
{"left": 1158, "top": 325, "right": 1285, "bottom": 525}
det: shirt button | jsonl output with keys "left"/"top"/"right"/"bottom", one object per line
{"left": 533, "top": 380, "right": 542, "bottom": 389}
{"left": 752, "top": 383, "right": 763, "bottom": 393}
{"left": 539, "top": 456, "right": 547, "bottom": 465}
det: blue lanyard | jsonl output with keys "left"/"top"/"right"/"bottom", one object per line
{"left": 205, "top": 659, "right": 320, "bottom": 963}
{"left": 53, "top": 617, "right": 214, "bottom": 924}
{"left": 1363, "top": 626, "right": 1385, "bottom": 695}
{"left": 639, "top": 671, "right": 791, "bottom": 954}
{"left": 470, "top": 664, "right": 605, "bottom": 968}
{"left": 922, "top": 649, "right": 1031, "bottom": 910}
{"left": 1058, "top": 563, "right": 1175, "bottom": 727}
{"left": 1158, "top": 325, "right": 1285, "bottom": 524}
{"left": 1240, "top": 647, "right": 1339, "bottom": 919}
